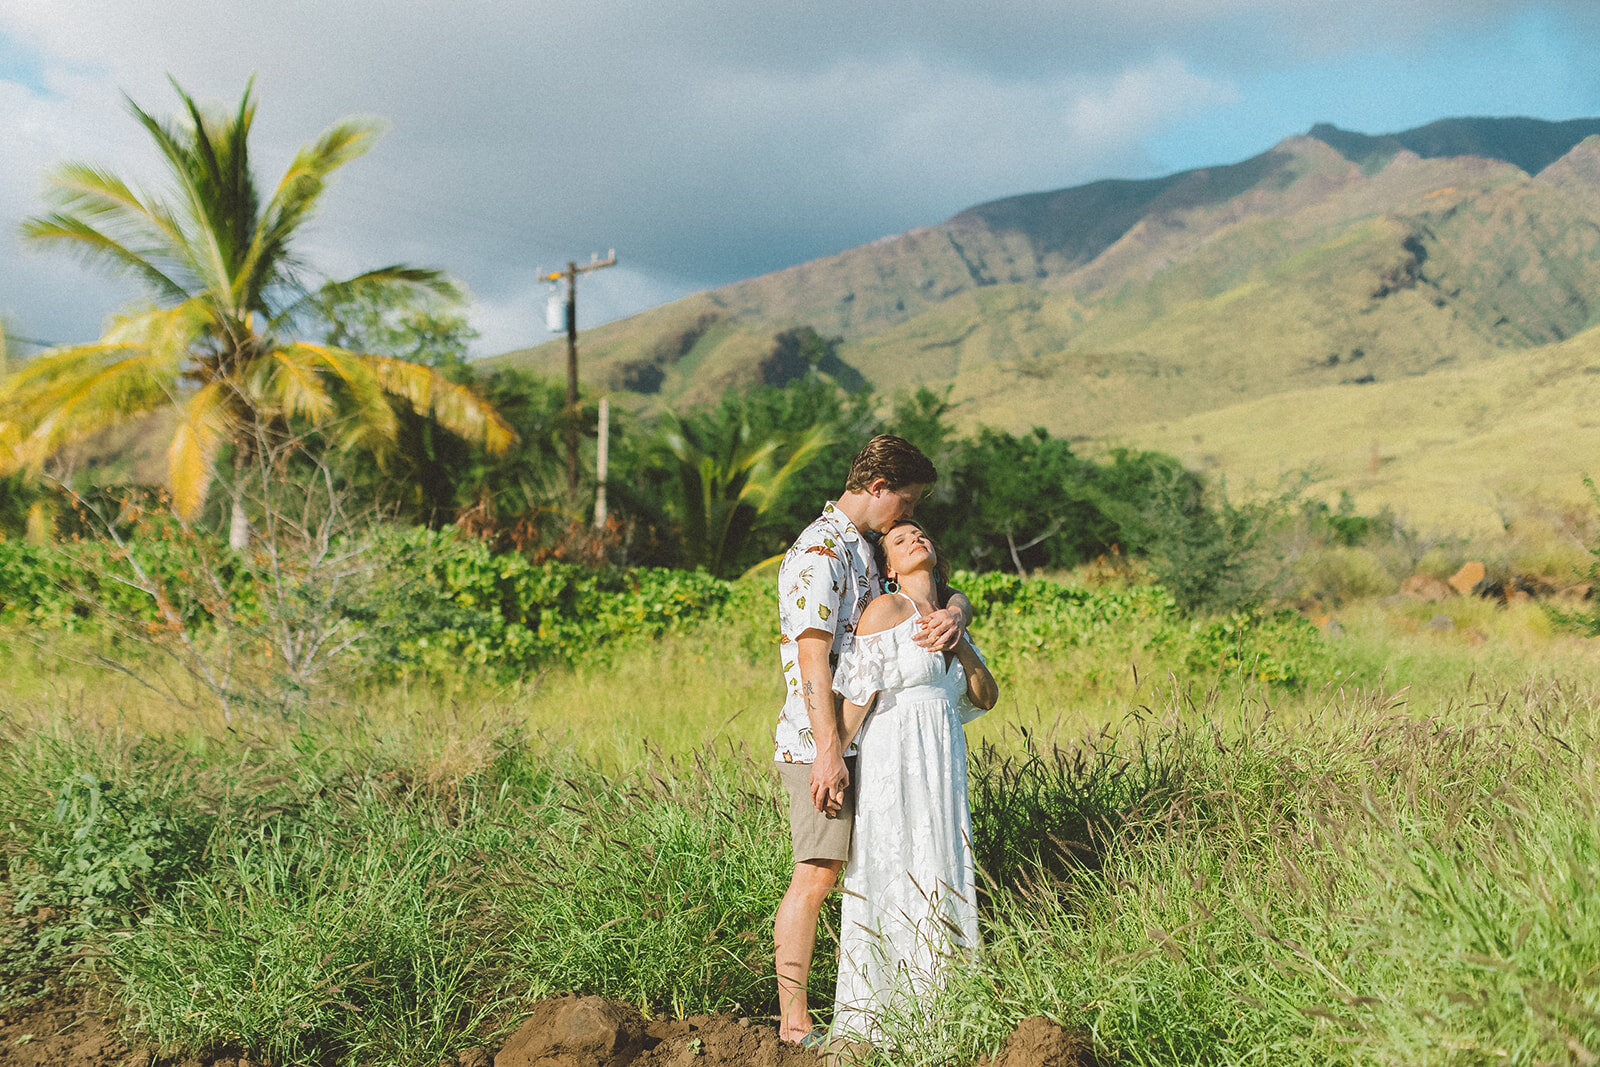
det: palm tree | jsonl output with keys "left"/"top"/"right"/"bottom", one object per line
{"left": 659, "top": 413, "right": 831, "bottom": 578}
{"left": 0, "top": 79, "right": 513, "bottom": 547}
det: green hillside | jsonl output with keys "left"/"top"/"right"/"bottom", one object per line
{"left": 1119, "top": 322, "right": 1600, "bottom": 536}
{"left": 493, "top": 118, "right": 1600, "bottom": 451}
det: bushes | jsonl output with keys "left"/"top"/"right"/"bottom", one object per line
{"left": 2, "top": 534, "right": 1341, "bottom": 702}
{"left": 363, "top": 527, "right": 742, "bottom": 671}
{"left": 0, "top": 733, "right": 220, "bottom": 1006}
{"left": 0, "top": 528, "right": 745, "bottom": 678}
{"left": 1172, "top": 610, "right": 1329, "bottom": 691}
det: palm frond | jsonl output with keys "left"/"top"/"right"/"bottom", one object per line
{"left": 266, "top": 117, "right": 380, "bottom": 226}
{"left": 280, "top": 342, "right": 398, "bottom": 449}
{"left": 107, "top": 300, "right": 211, "bottom": 355}
{"left": 322, "top": 265, "right": 458, "bottom": 302}
{"left": 263, "top": 347, "right": 337, "bottom": 423}
{"left": 268, "top": 264, "right": 457, "bottom": 332}
{"left": 126, "top": 87, "right": 251, "bottom": 315}
{"left": 166, "top": 380, "right": 232, "bottom": 518}
{"left": 0, "top": 346, "right": 177, "bottom": 472}
{"left": 39, "top": 162, "right": 193, "bottom": 261}
{"left": 244, "top": 118, "right": 381, "bottom": 304}
{"left": 743, "top": 424, "right": 833, "bottom": 510}
{"left": 20, "top": 213, "right": 191, "bottom": 302}
{"left": 654, "top": 414, "right": 832, "bottom": 576}
{"left": 0, "top": 306, "right": 199, "bottom": 397}
{"left": 358, "top": 352, "right": 516, "bottom": 453}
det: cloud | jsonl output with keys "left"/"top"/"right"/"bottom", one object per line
{"left": 0, "top": 0, "right": 1594, "bottom": 356}
{"left": 1063, "top": 56, "right": 1240, "bottom": 166}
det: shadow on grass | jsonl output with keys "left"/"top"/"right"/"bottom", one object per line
{"left": 968, "top": 723, "right": 1192, "bottom": 907}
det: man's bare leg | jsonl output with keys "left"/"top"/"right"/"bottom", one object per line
{"left": 774, "top": 858, "right": 844, "bottom": 1042}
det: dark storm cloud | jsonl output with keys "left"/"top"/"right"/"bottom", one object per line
{"left": 1, "top": 0, "right": 1596, "bottom": 352}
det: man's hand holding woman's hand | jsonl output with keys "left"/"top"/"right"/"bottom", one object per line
{"left": 810, "top": 748, "right": 849, "bottom": 818}
{"left": 912, "top": 606, "right": 964, "bottom": 652}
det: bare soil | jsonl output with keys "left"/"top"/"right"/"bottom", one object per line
{"left": 977, "top": 1015, "right": 1099, "bottom": 1067}
{"left": 0, "top": 990, "right": 1095, "bottom": 1067}
{"left": 0, "top": 987, "right": 132, "bottom": 1067}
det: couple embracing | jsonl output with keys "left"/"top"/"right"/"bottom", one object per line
{"left": 771, "top": 434, "right": 1000, "bottom": 1046}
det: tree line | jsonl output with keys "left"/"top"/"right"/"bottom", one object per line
{"left": 0, "top": 79, "right": 1281, "bottom": 615}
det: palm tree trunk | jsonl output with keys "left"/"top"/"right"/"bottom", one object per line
{"left": 229, "top": 494, "right": 250, "bottom": 550}
{"left": 229, "top": 442, "right": 251, "bottom": 550}
{"left": 25, "top": 500, "right": 53, "bottom": 545}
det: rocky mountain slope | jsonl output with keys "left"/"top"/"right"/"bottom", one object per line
{"left": 494, "top": 117, "right": 1600, "bottom": 441}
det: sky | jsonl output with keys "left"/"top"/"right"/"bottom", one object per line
{"left": 2, "top": 1, "right": 1599, "bottom": 358}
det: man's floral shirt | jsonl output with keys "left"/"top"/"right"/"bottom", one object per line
{"left": 773, "top": 502, "right": 879, "bottom": 764}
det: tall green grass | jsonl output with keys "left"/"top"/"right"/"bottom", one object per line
{"left": 2, "top": 598, "right": 1599, "bottom": 1064}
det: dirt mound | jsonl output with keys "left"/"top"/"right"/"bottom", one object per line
{"left": 491, "top": 996, "right": 821, "bottom": 1067}
{"left": 0, "top": 987, "right": 131, "bottom": 1067}
{"left": 978, "top": 1015, "right": 1098, "bottom": 1067}
{"left": 0, "top": 989, "right": 1093, "bottom": 1066}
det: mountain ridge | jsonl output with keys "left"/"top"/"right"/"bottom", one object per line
{"left": 493, "top": 115, "right": 1600, "bottom": 443}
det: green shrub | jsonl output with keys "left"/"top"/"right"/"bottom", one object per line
{"left": 14, "top": 772, "right": 211, "bottom": 927}
{"left": 0, "top": 528, "right": 747, "bottom": 679}
{"left": 1414, "top": 545, "right": 1465, "bottom": 579}
{"left": 1134, "top": 472, "right": 1294, "bottom": 615}
{"left": 1295, "top": 545, "right": 1399, "bottom": 605}
{"left": 5, "top": 530, "right": 1344, "bottom": 703}
{"left": 1545, "top": 479, "right": 1600, "bottom": 636}
{"left": 1166, "top": 610, "right": 1330, "bottom": 691}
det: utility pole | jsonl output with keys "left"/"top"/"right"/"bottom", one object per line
{"left": 594, "top": 396, "right": 610, "bottom": 529}
{"left": 543, "top": 250, "right": 617, "bottom": 494}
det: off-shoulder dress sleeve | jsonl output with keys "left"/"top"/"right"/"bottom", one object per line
{"left": 834, "top": 628, "right": 907, "bottom": 706}
{"left": 956, "top": 636, "right": 991, "bottom": 724}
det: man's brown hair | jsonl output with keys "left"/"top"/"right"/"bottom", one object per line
{"left": 844, "top": 434, "right": 936, "bottom": 493}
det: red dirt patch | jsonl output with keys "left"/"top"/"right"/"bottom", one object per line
{"left": 978, "top": 1015, "right": 1099, "bottom": 1067}
{"left": 0, "top": 990, "right": 1094, "bottom": 1066}
{"left": 491, "top": 995, "right": 821, "bottom": 1067}
{"left": 0, "top": 986, "right": 132, "bottom": 1067}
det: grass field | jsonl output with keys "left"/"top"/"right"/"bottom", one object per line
{"left": 3, "top": 578, "right": 1599, "bottom": 1065}
{"left": 1119, "top": 325, "right": 1600, "bottom": 537}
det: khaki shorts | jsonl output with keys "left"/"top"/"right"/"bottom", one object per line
{"left": 774, "top": 758, "right": 856, "bottom": 864}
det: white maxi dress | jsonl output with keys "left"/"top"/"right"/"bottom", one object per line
{"left": 830, "top": 597, "right": 988, "bottom": 1041}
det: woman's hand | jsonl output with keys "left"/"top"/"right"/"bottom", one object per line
{"left": 913, "top": 590, "right": 972, "bottom": 652}
{"left": 912, "top": 606, "right": 963, "bottom": 652}
{"left": 810, "top": 747, "right": 849, "bottom": 817}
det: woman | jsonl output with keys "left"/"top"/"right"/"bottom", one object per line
{"left": 829, "top": 519, "right": 999, "bottom": 1042}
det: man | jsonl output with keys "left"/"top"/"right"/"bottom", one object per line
{"left": 771, "top": 434, "right": 971, "bottom": 1045}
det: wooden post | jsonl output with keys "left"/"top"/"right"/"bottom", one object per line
{"left": 594, "top": 396, "right": 610, "bottom": 528}
{"left": 564, "top": 261, "right": 579, "bottom": 494}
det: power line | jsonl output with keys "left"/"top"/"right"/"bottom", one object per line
{"left": 336, "top": 174, "right": 592, "bottom": 250}
{"left": 3, "top": 333, "right": 61, "bottom": 349}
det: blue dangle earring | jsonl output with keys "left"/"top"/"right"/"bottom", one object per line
{"left": 883, "top": 577, "right": 900, "bottom": 594}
